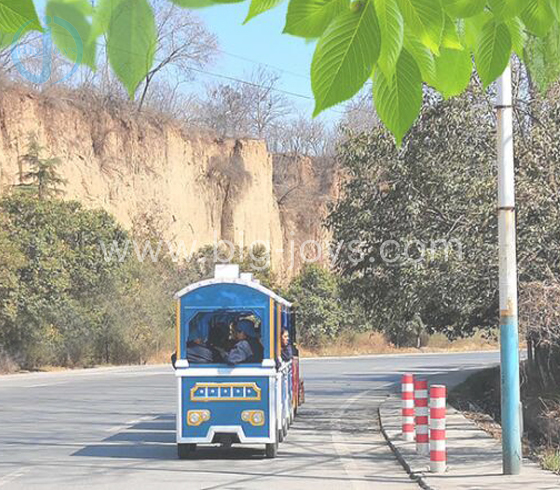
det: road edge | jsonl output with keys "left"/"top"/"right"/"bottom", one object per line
{"left": 378, "top": 397, "right": 436, "bottom": 490}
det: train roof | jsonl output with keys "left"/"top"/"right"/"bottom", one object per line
{"left": 174, "top": 265, "right": 292, "bottom": 307}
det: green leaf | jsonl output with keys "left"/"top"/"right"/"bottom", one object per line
{"left": 488, "top": 0, "right": 525, "bottom": 19}
{"left": 525, "top": 21, "right": 560, "bottom": 93}
{"left": 311, "top": 0, "right": 380, "bottom": 115}
{"left": 47, "top": 0, "right": 96, "bottom": 69}
{"left": 91, "top": 0, "right": 124, "bottom": 41}
{"left": 433, "top": 47, "right": 472, "bottom": 98}
{"left": 373, "top": 48, "right": 423, "bottom": 145}
{"left": 397, "top": 0, "right": 444, "bottom": 54}
{"left": 521, "top": 0, "right": 554, "bottom": 37}
{"left": 245, "top": 0, "right": 285, "bottom": 23}
{"left": 107, "top": 0, "right": 156, "bottom": 99}
{"left": 551, "top": 0, "right": 560, "bottom": 21}
{"left": 462, "top": 11, "right": 490, "bottom": 49}
{"left": 403, "top": 31, "right": 436, "bottom": 85}
{"left": 442, "top": 14, "right": 462, "bottom": 49}
{"left": 284, "top": 0, "right": 350, "bottom": 39}
{"left": 0, "top": 30, "right": 13, "bottom": 48}
{"left": 442, "top": 0, "right": 485, "bottom": 19}
{"left": 506, "top": 17, "right": 526, "bottom": 59}
{"left": 375, "top": 0, "right": 404, "bottom": 78}
{"left": 474, "top": 19, "right": 512, "bottom": 87}
{"left": 0, "top": 0, "right": 42, "bottom": 34}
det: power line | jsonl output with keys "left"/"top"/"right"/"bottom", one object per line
{"left": 14, "top": 29, "right": 374, "bottom": 118}
{"left": 88, "top": 37, "right": 357, "bottom": 115}
{"left": 214, "top": 47, "right": 311, "bottom": 81}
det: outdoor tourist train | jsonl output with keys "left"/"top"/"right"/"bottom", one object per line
{"left": 173, "top": 264, "right": 304, "bottom": 458}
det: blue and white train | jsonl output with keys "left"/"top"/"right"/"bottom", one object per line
{"left": 174, "top": 265, "right": 303, "bottom": 458}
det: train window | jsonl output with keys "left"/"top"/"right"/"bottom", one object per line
{"left": 186, "top": 311, "right": 263, "bottom": 365}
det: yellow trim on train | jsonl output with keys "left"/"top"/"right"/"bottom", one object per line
{"left": 190, "top": 382, "right": 262, "bottom": 402}
{"left": 176, "top": 300, "right": 181, "bottom": 359}
{"left": 269, "top": 297, "right": 275, "bottom": 359}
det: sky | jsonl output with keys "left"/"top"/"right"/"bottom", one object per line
{"left": 31, "top": 0, "right": 342, "bottom": 123}
{"left": 195, "top": 3, "right": 348, "bottom": 124}
{"left": 195, "top": 3, "right": 320, "bottom": 115}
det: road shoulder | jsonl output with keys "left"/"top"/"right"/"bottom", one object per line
{"left": 379, "top": 395, "right": 560, "bottom": 490}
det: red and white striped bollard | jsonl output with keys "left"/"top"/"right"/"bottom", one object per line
{"left": 414, "top": 378, "right": 429, "bottom": 455}
{"left": 430, "top": 384, "right": 447, "bottom": 473}
{"left": 401, "top": 374, "right": 415, "bottom": 442}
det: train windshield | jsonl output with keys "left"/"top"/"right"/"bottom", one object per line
{"left": 186, "top": 310, "right": 263, "bottom": 365}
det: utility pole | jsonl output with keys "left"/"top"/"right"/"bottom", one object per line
{"left": 496, "top": 64, "right": 522, "bottom": 475}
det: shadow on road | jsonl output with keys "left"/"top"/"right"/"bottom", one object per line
{"left": 71, "top": 413, "right": 269, "bottom": 461}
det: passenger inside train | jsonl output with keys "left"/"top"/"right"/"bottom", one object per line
{"left": 182, "top": 312, "right": 265, "bottom": 365}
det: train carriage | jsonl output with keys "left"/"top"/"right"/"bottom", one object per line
{"left": 174, "top": 264, "right": 303, "bottom": 458}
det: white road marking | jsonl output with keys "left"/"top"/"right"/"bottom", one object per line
{"left": 105, "top": 415, "right": 154, "bottom": 433}
{"left": 25, "top": 383, "right": 64, "bottom": 388}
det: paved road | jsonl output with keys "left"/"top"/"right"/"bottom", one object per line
{"left": 0, "top": 352, "right": 499, "bottom": 489}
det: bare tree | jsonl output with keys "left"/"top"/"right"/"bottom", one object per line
{"left": 198, "top": 67, "right": 291, "bottom": 139}
{"left": 241, "top": 67, "right": 291, "bottom": 138}
{"left": 268, "top": 113, "right": 334, "bottom": 157}
{"left": 136, "top": 0, "right": 218, "bottom": 110}
{"left": 142, "top": 78, "right": 199, "bottom": 121}
{"left": 199, "top": 82, "right": 250, "bottom": 137}
{"left": 339, "top": 86, "right": 380, "bottom": 135}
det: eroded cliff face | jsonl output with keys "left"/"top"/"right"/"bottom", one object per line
{"left": 273, "top": 154, "right": 341, "bottom": 278}
{"left": 0, "top": 88, "right": 341, "bottom": 278}
{"left": 0, "top": 88, "right": 284, "bottom": 270}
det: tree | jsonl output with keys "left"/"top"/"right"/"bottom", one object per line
{"left": 0, "top": 194, "right": 130, "bottom": 367}
{"left": 16, "top": 138, "right": 67, "bottom": 200}
{"left": 286, "top": 264, "right": 343, "bottom": 347}
{"left": 136, "top": 0, "right": 218, "bottom": 110}
{"left": 267, "top": 113, "right": 334, "bottom": 157}
{"left": 198, "top": 67, "right": 291, "bottom": 139}
{"left": 328, "top": 85, "right": 560, "bottom": 341}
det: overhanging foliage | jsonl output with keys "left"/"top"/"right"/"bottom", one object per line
{"left": 3, "top": 1, "right": 560, "bottom": 143}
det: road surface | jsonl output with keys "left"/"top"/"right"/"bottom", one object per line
{"left": 0, "top": 351, "right": 499, "bottom": 489}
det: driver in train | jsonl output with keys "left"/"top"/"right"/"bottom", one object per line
{"left": 281, "top": 329, "right": 293, "bottom": 362}
{"left": 223, "top": 319, "right": 264, "bottom": 365}
{"left": 186, "top": 321, "right": 218, "bottom": 364}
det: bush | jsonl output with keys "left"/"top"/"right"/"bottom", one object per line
{"left": 286, "top": 265, "right": 373, "bottom": 348}
{"left": 0, "top": 193, "right": 281, "bottom": 370}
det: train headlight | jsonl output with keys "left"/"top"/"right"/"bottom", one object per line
{"left": 241, "top": 410, "right": 265, "bottom": 426}
{"left": 187, "top": 410, "right": 210, "bottom": 426}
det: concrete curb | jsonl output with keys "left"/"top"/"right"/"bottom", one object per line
{"left": 378, "top": 396, "right": 436, "bottom": 490}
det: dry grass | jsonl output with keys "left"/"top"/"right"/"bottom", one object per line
{"left": 299, "top": 332, "right": 411, "bottom": 358}
{"left": 147, "top": 350, "right": 175, "bottom": 365}
{"left": 540, "top": 449, "right": 560, "bottom": 474}
{"left": 299, "top": 330, "right": 499, "bottom": 358}
{"left": 425, "top": 330, "right": 500, "bottom": 352}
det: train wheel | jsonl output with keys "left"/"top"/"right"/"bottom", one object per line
{"left": 177, "top": 443, "right": 196, "bottom": 459}
{"left": 265, "top": 442, "right": 278, "bottom": 459}
{"left": 278, "top": 428, "right": 284, "bottom": 443}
